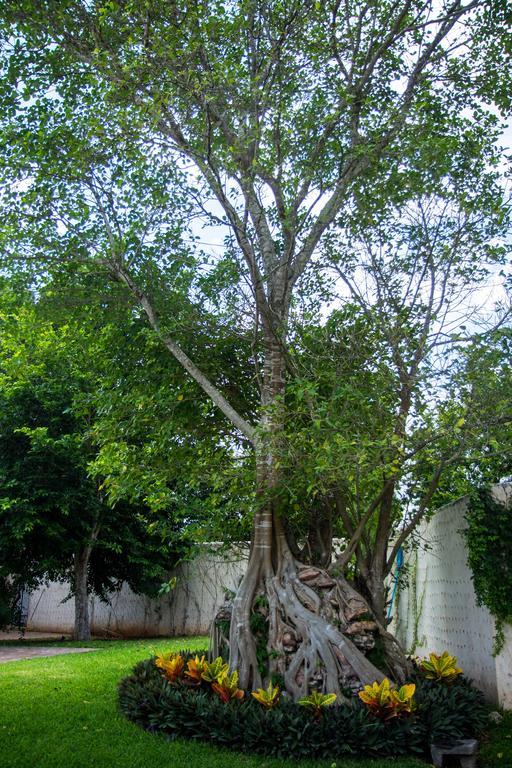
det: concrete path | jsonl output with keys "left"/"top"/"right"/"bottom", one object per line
{"left": 0, "top": 646, "right": 96, "bottom": 663}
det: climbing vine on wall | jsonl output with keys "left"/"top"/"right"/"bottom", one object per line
{"left": 465, "top": 487, "right": 512, "bottom": 654}
{"left": 406, "top": 550, "right": 427, "bottom": 656}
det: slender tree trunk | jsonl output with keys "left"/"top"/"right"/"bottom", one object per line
{"left": 229, "top": 335, "right": 284, "bottom": 688}
{"left": 367, "top": 568, "right": 387, "bottom": 625}
{"left": 356, "top": 558, "right": 411, "bottom": 683}
{"left": 73, "top": 523, "right": 101, "bottom": 641}
{"left": 369, "top": 484, "right": 395, "bottom": 623}
{"left": 73, "top": 545, "right": 92, "bottom": 641}
{"left": 302, "top": 504, "right": 333, "bottom": 568}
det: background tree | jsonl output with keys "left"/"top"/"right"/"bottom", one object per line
{"left": 426, "top": 327, "right": 512, "bottom": 503}
{"left": 0, "top": 0, "right": 510, "bottom": 695}
{"left": 0, "top": 284, "right": 190, "bottom": 639}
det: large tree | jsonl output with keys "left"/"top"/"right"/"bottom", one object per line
{"left": 0, "top": 0, "right": 510, "bottom": 695}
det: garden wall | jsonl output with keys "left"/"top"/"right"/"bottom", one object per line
{"left": 25, "top": 487, "right": 512, "bottom": 708}
{"left": 392, "top": 483, "right": 512, "bottom": 709}
{"left": 26, "top": 545, "right": 247, "bottom": 638}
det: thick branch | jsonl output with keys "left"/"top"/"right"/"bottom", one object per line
{"left": 334, "top": 478, "right": 396, "bottom": 574}
{"left": 114, "top": 266, "right": 256, "bottom": 443}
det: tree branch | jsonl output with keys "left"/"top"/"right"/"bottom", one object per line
{"left": 113, "top": 265, "right": 256, "bottom": 444}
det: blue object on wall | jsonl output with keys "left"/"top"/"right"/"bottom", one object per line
{"left": 387, "top": 547, "right": 404, "bottom": 620}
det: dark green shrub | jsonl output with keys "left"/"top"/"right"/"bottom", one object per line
{"left": 411, "top": 671, "right": 488, "bottom": 744}
{"left": 118, "top": 651, "right": 487, "bottom": 760}
{"left": 479, "top": 710, "right": 512, "bottom": 768}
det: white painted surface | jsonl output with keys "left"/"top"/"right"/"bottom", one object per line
{"left": 496, "top": 623, "right": 512, "bottom": 709}
{"left": 393, "top": 484, "right": 512, "bottom": 708}
{"left": 27, "top": 546, "right": 247, "bottom": 637}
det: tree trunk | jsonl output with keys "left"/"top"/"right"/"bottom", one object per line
{"left": 302, "top": 504, "right": 333, "bottom": 568}
{"left": 227, "top": 337, "right": 401, "bottom": 699}
{"left": 73, "top": 545, "right": 92, "bottom": 641}
{"left": 356, "top": 565, "right": 412, "bottom": 684}
{"left": 367, "top": 569, "right": 388, "bottom": 626}
{"left": 73, "top": 522, "right": 100, "bottom": 642}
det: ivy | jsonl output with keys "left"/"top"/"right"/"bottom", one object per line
{"left": 465, "top": 487, "right": 512, "bottom": 654}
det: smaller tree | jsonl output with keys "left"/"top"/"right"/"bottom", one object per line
{"left": 279, "top": 179, "right": 510, "bottom": 628}
{"left": 0, "top": 285, "right": 188, "bottom": 639}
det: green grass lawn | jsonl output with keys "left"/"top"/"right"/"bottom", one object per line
{"left": 0, "top": 637, "right": 506, "bottom": 768}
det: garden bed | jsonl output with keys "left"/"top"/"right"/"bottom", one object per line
{"left": 118, "top": 649, "right": 488, "bottom": 761}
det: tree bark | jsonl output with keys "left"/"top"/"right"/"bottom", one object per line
{"left": 228, "top": 334, "right": 284, "bottom": 689}
{"left": 73, "top": 523, "right": 101, "bottom": 642}
{"left": 353, "top": 562, "right": 412, "bottom": 684}
{"left": 73, "top": 545, "right": 92, "bottom": 641}
{"left": 302, "top": 504, "right": 333, "bottom": 569}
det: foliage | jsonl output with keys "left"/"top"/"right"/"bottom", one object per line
{"left": 86, "top": 304, "right": 257, "bottom": 544}
{"left": 358, "top": 679, "right": 394, "bottom": 716}
{"left": 252, "top": 681, "right": 281, "bottom": 710}
{"left": 479, "top": 710, "right": 512, "bottom": 768}
{"left": 154, "top": 652, "right": 185, "bottom": 683}
{"left": 0, "top": 638, "right": 430, "bottom": 768}
{"left": 0, "top": 578, "right": 18, "bottom": 630}
{"left": 212, "top": 671, "right": 245, "bottom": 704}
{"left": 297, "top": 691, "right": 337, "bottom": 718}
{"left": 465, "top": 487, "right": 512, "bottom": 654}
{"left": 0, "top": 287, "right": 189, "bottom": 636}
{"left": 184, "top": 655, "right": 208, "bottom": 685}
{"left": 426, "top": 331, "right": 512, "bottom": 511}
{"left": 201, "top": 657, "right": 230, "bottom": 684}
{"left": 359, "top": 679, "right": 416, "bottom": 720}
{"left": 390, "top": 684, "right": 417, "bottom": 717}
{"left": 249, "top": 595, "right": 271, "bottom": 676}
{"left": 118, "top": 651, "right": 488, "bottom": 761}
{"left": 420, "top": 652, "right": 462, "bottom": 684}
{"left": 410, "top": 671, "right": 488, "bottom": 747}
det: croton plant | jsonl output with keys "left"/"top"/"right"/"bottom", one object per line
{"left": 420, "top": 651, "right": 463, "bottom": 683}
{"left": 152, "top": 648, "right": 464, "bottom": 718}
{"left": 118, "top": 648, "right": 486, "bottom": 760}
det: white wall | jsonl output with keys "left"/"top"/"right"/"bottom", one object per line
{"left": 26, "top": 486, "right": 512, "bottom": 708}
{"left": 392, "top": 484, "right": 512, "bottom": 708}
{"left": 26, "top": 546, "right": 247, "bottom": 638}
